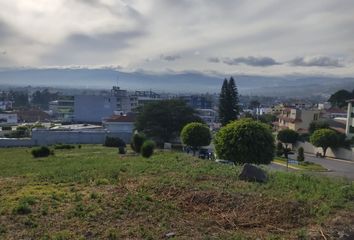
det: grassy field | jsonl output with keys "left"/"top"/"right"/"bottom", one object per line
{"left": 0, "top": 145, "right": 353, "bottom": 239}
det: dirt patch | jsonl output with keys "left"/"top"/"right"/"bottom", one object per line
{"left": 177, "top": 190, "right": 312, "bottom": 232}
{"left": 307, "top": 211, "right": 354, "bottom": 240}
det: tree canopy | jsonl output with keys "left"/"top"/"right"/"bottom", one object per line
{"left": 218, "top": 77, "right": 240, "bottom": 126}
{"left": 181, "top": 122, "right": 211, "bottom": 154}
{"left": 135, "top": 99, "right": 202, "bottom": 145}
{"left": 214, "top": 118, "right": 274, "bottom": 165}
{"left": 277, "top": 129, "right": 299, "bottom": 148}
{"left": 310, "top": 129, "right": 338, "bottom": 157}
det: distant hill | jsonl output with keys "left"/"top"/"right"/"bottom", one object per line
{"left": 0, "top": 68, "right": 353, "bottom": 97}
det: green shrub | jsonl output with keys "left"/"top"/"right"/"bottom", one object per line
{"left": 214, "top": 118, "right": 274, "bottom": 165}
{"left": 104, "top": 137, "right": 126, "bottom": 148}
{"left": 31, "top": 146, "right": 52, "bottom": 158}
{"left": 141, "top": 140, "right": 155, "bottom": 158}
{"left": 180, "top": 122, "right": 211, "bottom": 155}
{"left": 297, "top": 147, "right": 305, "bottom": 162}
{"left": 131, "top": 133, "right": 146, "bottom": 153}
{"left": 54, "top": 144, "right": 75, "bottom": 150}
{"left": 118, "top": 146, "right": 126, "bottom": 154}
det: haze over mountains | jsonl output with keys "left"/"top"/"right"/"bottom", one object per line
{"left": 0, "top": 68, "right": 353, "bottom": 97}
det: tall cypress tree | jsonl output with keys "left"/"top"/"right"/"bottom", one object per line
{"left": 218, "top": 77, "right": 239, "bottom": 126}
{"left": 228, "top": 77, "right": 239, "bottom": 120}
{"left": 219, "top": 79, "right": 229, "bottom": 126}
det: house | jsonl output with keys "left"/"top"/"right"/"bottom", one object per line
{"left": 345, "top": 99, "right": 354, "bottom": 138}
{"left": 15, "top": 109, "right": 50, "bottom": 123}
{"left": 102, "top": 114, "right": 135, "bottom": 135}
{"left": 275, "top": 108, "right": 321, "bottom": 133}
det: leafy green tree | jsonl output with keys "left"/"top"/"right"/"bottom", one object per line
{"left": 328, "top": 89, "right": 353, "bottom": 108}
{"left": 310, "top": 129, "right": 338, "bottom": 157}
{"left": 31, "top": 89, "right": 58, "bottom": 110}
{"left": 181, "top": 122, "right": 211, "bottom": 155}
{"left": 218, "top": 77, "right": 239, "bottom": 126}
{"left": 214, "top": 118, "right": 274, "bottom": 165}
{"left": 135, "top": 100, "right": 202, "bottom": 145}
{"left": 308, "top": 120, "right": 329, "bottom": 134}
{"left": 10, "top": 91, "right": 29, "bottom": 108}
{"left": 277, "top": 129, "right": 299, "bottom": 149}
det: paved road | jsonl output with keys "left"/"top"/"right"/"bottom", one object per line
{"left": 303, "top": 154, "right": 354, "bottom": 180}
{"left": 267, "top": 154, "right": 354, "bottom": 180}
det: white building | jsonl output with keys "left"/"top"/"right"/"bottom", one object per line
{"left": 0, "top": 113, "right": 18, "bottom": 124}
{"left": 102, "top": 114, "right": 135, "bottom": 134}
{"left": 345, "top": 99, "right": 354, "bottom": 138}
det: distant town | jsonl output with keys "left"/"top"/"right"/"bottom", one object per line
{"left": 0, "top": 84, "right": 353, "bottom": 159}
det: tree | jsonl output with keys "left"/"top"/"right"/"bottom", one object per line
{"left": 218, "top": 79, "right": 229, "bottom": 126}
{"left": 276, "top": 142, "right": 284, "bottom": 157}
{"left": 218, "top": 77, "right": 239, "bottom": 126}
{"left": 141, "top": 140, "right": 156, "bottom": 158}
{"left": 328, "top": 89, "right": 353, "bottom": 108}
{"left": 214, "top": 118, "right": 274, "bottom": 165}
{"left": 135, "top": 99, "right": 202, "bottom": 145}
{"left": 310, "top": 129, "right": 338, "bottom": 157}
{"left": 277, "top": 129, "right": 299, "bottom": 149}
{"left": 297, "top": 147, "right": 305, "bottom": 162}
{"left": 308, "top": 120, "right": 330, "bottom": 134}
{"left": 228, "top": 77, "right": 240, "bottom": 120}
{"left": 180, "top": 122, "right": 211, "bottom": 155}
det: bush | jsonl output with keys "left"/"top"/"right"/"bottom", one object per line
{"left": 54, "top": 144, "right": 75, "bottom": 150}
{"left": 297, "top": 147, "right": 305, "bottom": 162}
{"left": 104, "top": 137, "right": 126, "bottom": 148}
{"left": 118, "top": 146, "right": 126, "bottom": 154}
{"left": 31, "top": 146, "right": 52, "bottom": 158}
{"left": 180, "top": 122, "right": 211, "bottom": 155}
{"left": 214, "top": 118, "right": 274, "bottom": 165}
{"left": 131, "top": 133, "right": 146, "bottom": 153}
{"left": 141, "top": 140, "right": 155, "bottom": 158}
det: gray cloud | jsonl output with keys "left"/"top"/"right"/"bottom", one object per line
{"left": 289, "top": 56, "right": 343, "bottom": 67}
{"left": 208, "top": 57, "right": 220, "bottom": 63}
{"left": 160, "top": 54, "right": 181, "bottom": 61}
{"left": 40, "top": 30, "right": 145, "bottom": 65}
{"left": 223, "top": 56, "right": 280, "bottom": 67}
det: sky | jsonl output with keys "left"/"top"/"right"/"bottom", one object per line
{"left": 0, "top": 0, "right": 354, "bottom": 76}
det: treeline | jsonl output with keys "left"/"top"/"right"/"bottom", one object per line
{"left": 0, "top": 89, "right": 58, "bottom": 110}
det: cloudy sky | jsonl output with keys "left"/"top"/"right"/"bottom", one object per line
{"left": 0, "top": 0, "right": 353, "bottom": 76}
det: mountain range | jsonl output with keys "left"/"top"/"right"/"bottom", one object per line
{"left": 0, "top": 68, "right": 353, "bottom": 97}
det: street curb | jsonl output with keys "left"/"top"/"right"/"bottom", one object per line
{"left": 272, "top": 161, "right": 330, "bottom": 172}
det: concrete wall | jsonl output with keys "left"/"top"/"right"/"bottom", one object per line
{"left": 296, "top": 141, "right": 354, "bottom": 161}
{"left": 0, "top": 138, "right": 33, "bottom": 147}
{"left": 0, "top": 129, "right": 132, "bottom": 148}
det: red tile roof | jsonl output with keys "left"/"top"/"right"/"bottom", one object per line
{"left": 104, "top": 115, "right": 135, "bottom": 123}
